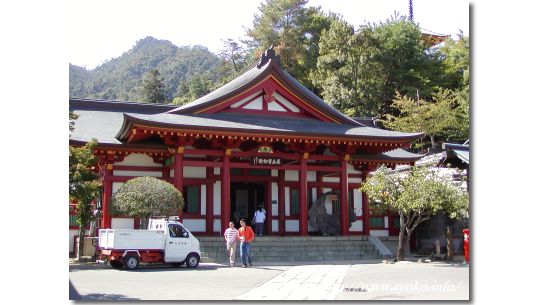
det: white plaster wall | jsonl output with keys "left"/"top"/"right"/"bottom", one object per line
{"left": 323, "top": 177, "right": 340, "bottom": 183}
{"left": 183, "top": 166, "right": 206, "bottom": 178}
{"left": 349, "top": 178, "right": 362, "bottom": 183}
{"left": 112, "top": 182, "right": 124, "bottom": 194}
{"left": 274, "top": 92, "right": 300, "bottom": 112}
{"left": 349, "top": 220, "right": 364, "bottom": 232}
{"left": 243, "top": 96, "right": 264, "bottom": 110}
{"left": 271, "top": 170, "right": 278, "bottom": 177}
{"left": 307, "top": 171, "right": 316, "bottom": 182}
{"left": 213, "top": 219, "right": 221, "bottom": 235}
{"left": 213, "top": 181, "right": 221, "bottom": 215}
{"left": 200, "top": 185, "right": 207, "bottom": 215}
{"left": 268, "top": 100, "right": 286, "bottom": 111}
{"left": 230, "top": 91, "right": 261, "bottom": 108}
{"left": 113, "top": 170, "right": 162, "bottom": 177}
{"left": 385, "top": 216, "right": 389, "bottom": 229}
{"left": 116, "top": 153, "right": 160, "bottom": 166}
{"left": 272, "top": 220, "right": 279, "bottom": 232}
{"left": 285, "top": 220, "right": 299, "bottom": 232}
{"left": 183, "top": 219, "right": 206, "bottom": 232}
{"left": 354, "top": 189, "right": 363, "bottom": 216}
{"left": 285, "top": 170, "right": 298, "bottom": 182}
{"left": 214, "top": 168, "right": 220, "bottom": 175}
{"left": 285, "top": 187, "right": 290, "bottom": 216}
{"left": 312, "top": 188, "right": 318, "bottom": 202}
{"left": 271, "top": 182, "right": 278, "bottom": 216}
{"left": 111, "top": 218, "right": 135, "bottom": 229}
{"left": 370, "top": 230, "right": 389, "bottom": 237}
{"left": 69, "top": 230, "right": 78, "bottom": 253}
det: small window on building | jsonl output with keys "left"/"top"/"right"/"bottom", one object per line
{"left": 369, "top": 217, "right": 385, "bottom": 228}
{"left": 231, "top": 168, "right": 242, "bottom": 176}
{"left": 393, "top": 216, "right": 400, "bottom": 228}
{"left": 183, "top": 185, "right": 200, "bottom": 214}
{"left": 290, "top": 188, "right": 299, "bottom": 215}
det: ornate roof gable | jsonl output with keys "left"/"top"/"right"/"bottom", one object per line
{"left": 167, "top": 46, "right": 362, "bottom": 126}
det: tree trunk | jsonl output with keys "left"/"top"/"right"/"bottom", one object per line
{"left": 446, "top": 226, "right": 454, "bottom": 261}
{"left": 429, "top": 135, "right": 436, "bottom": 149}
{"left": 77, "top": 226, "right": 85, "bottom": 261}
{"left": 397, "top": 214, "right": 407, "bottom": 261}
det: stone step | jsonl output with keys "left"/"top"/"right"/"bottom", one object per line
{"left": 197, "top": 236, "right": 370, "bottom": 242}
{"left": 203, "top": 254, "right": 383, "bottom": 264}
{"left": 197, "top": 236, "right": 383, "bottom": 263}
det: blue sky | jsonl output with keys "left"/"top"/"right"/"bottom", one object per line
{"left": 67, "top": 0, "right": 469, "bottom": 69}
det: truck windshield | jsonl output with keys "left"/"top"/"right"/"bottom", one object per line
{"left": 168, "top": 224, "right": 188, "bottom": 238}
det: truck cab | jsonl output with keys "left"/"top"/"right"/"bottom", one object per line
{"left": 99, "top": 218, "right": 201, "bottom": 270}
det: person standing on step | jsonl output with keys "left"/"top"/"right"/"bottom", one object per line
{"left": 224, "top": 221, "right": 239, "bottom": 267}
{"left": 238, "top": 218, "right": 255, "bottom": 267}
{"left": 252, "top": 205, "right": 266, "bottom": 237}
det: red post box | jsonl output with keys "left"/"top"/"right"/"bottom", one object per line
{"left": 463, "top": 229, "right": 470, "bottom": 263}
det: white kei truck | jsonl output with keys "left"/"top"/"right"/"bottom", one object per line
{"left": 98, "top": 218, "right": 201, "bottom": 270}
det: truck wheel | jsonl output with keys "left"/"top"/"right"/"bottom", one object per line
{"left": 124, "top": 255, "right": 139, "bottom": 270}
{"left": 109, "top": 260, "right": 123, "bottom": 269}
{"left": 185, "top": 253, "right": 200, "bottom": 268}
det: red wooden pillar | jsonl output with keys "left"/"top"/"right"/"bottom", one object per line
{"left": 299, "top": 153, "right": 308, "bottom": 236}
{"left": 278, "top": 169, "right": 285, "bottom": 236}
{"left": 206, "top": 167, "right": 214, "bottom": 235}
{"left": 221, "top": 149, "right": 231, "bottom": 234}
{"left": 102, "top": 163, "right": 113, "bottom": 229}
{"left": 340, "top": 156, "right": 349, "bottom": 236}
{"left": 362, "top": 172, "right": 370, "bottom": 235}
{"left": 174, "top": 147, "right": 184, "bottom": 221}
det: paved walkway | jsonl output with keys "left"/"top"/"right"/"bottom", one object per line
{"left": 235, "top": 261, "right": 468, "bottom": 301}
{"left": 235, "top": 264, "right": 351, "bottom": 300}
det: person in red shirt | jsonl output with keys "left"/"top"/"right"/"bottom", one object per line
{"left": 238, "top": 218, "right": 255, "bottom": 267}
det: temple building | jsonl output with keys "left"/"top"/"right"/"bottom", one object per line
{"left": 69, "top": 47, "right": 424, "bottom": 249}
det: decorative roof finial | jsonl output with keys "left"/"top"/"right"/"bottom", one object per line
{"left": 257, "top": 44, "right": 277, "bottom": 68}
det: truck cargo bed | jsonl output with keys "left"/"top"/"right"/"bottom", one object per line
{"left": 99, "top": 229, "right": 166, "bottom": 250}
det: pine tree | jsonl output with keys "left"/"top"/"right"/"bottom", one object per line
{"left": 140, "top": 69, "right": 166, "bottom": 103}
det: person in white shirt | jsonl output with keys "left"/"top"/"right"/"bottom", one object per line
{"left": 223, "top": 221, "right": 239, "bottom": 267}
{"left": 253, "top": 205, "right": 266, "bottom": 237}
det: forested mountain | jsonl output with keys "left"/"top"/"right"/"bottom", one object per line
{"left": 69, "top": 0, "right": 469, "bottom": 150}
{"left": 69, "top": 36, "right": 228, "bottom": 102}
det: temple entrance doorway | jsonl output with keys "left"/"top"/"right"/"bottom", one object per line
{"left": 230, "top": 182, "right": 266, "bottom": 229}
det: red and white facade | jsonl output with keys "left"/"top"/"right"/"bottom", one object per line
{"left": 69, "top": 47, "right": 423, "bottom": 252}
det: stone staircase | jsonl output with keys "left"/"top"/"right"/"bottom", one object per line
{"left": 198, "top": 235, "right": 383, "bottom": 264}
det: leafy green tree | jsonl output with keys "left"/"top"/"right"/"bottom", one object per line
{"left": 312, "top": 18, "right": 380, "bottom": 116}
{"left": 382, "top": 87, "right": 469, "bottom": 150}
{"left": 69, "top": 139, "right": 101, "bottom": 260}
{"left": 173, "top": 73, "right": 214, "bottom": 106}
{"left": 112, "top": 176, "right": 184, "bottom": 229}
{"left": 140, "top": 68, "right": 166, "bottom": 103}
{"left": 361, "top": 167, "right": 468, "bottom": 261}
{"left": 246, "top": 0, "right": 334, "bottom": 90}
{"left": 313, "top": 15, "right": 440, "bottom": 117}
{"left": 437, "top": 32, "right": 469, "bottom": 90}
{"left": 219, "top": 38, "right": 248, "bottom": 73}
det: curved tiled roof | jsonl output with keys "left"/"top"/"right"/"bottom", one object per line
{"left": 167, "top": 47, "right": 362, "bottom": 126}
{"left": 116, "top": 112, "right": 423, "bottom": 142}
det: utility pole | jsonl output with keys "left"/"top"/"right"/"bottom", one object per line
{"left": 409, "top": 0, "right": 414, "bottom": 20}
